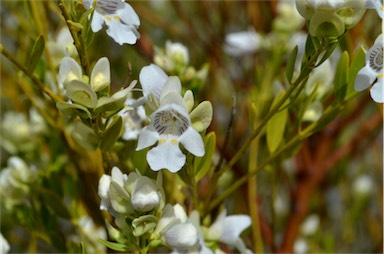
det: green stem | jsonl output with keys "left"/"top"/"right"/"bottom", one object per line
{"left": 208, "top": 103, "right": 343, "bottom": 212}
{"left": 59, "top": 1, "right": 90, "bottom": 75}
{"left": 0, "top": 44, "right": 63, "bottom": 103}
{"left": 248, "top": 135, "right": 264, "bottom": 253}
{"left": 30, "top": 0, "right": 61, "bottom": 96}
{"left": 217, "top": 45, "right": 322, "bottom": 177}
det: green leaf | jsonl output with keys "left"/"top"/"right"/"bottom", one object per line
{"left": 99, "top": 115, "right": 123, "bottom": 151}
{"left": 286, "top": 45, "right": 298, "bottom": 84}
{"left": 79, "top": 242, "right": 85, "bottom": 254}
{"left": 98, "top": 239, "right": 129, "bottom": 252}
{"left": 66, "top": 80, "right": 98, "bottom": 108}
{"left": 315, "top": 39, "right": 338, "bottom": 67}
{"left": 39, "top": 189, "right": 71, "bottom": 219}
{"left": 27, "top": 35, "right": 45, "bottom": 74}
{"left": 302, "top": 34, "right": 317, "bottom": 70}
{"left": 266, "top": 91, "right": 289, "bottom": 153}
{"left": 334, "top": 51, "right": 349, "bottom": 103}
{"left": 347, "top": 47, "right": 365, "bottom": 97}
{"left": 194, "top": 132, "right": 216, "bottom": 182}
{"left": 69, "top": 121, "right": 99, "bottom": 150}
{"left": 93, "top": 87, "right": 131, "bottom": 117}
{"left": 132, "top": 215, "right": 158, "bottom": 237}
{"left": 56, "top": 101, "right": 92, "bottom": 119}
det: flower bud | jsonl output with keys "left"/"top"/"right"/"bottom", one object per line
{"left": 131, "top": 176, "right": 160, "bottom": 212}
{"left": 163, "top": 223, "right": 199, "bottom": 250}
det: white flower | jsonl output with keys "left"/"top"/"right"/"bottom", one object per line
{"left": 98, "top": 166, "right": 128, "bottom": 212}
{"left": 76, "top": 216, "right": 107, "bottom": 254}
{"left": 0, "top": 233, "right": 10, "bottom": 254}
{"left": 46, "top": 27, "right": 77, "bottom": 67}
{"left": 352, "top": 174, "right": 374, "bottom": 196}
{"left": 119, "top": 98, "right": 147, "bottom": 140}
{"left": 0, "top": 157, "right": 37, "bottom": 210}
{"left": 154, "top": 41, "right": 190, "bottom": 72}
{"left": 294, "top": 237, "right": 308, "bottom": 254}
{"left": 164, "top": 223, "right": 199, "bottom": 251}
{"left": 300, "top": 214, "right": 320, "bottom": 236}
{"left": 98, "top": 167, "right": 164, "bottom": 215}
{"left": 83, "top": 0, "right": 140, "bottom": 45}
{"left": 366, "top": 0, "right": 384, "bottom": 19}
{"left": 58, "top": 56, "right": 110, "bottom": 92}
{"left": 223, "top": 30, "right": 262, "bottom": 56}
{"left": 354, "top": 34, "right": 383, "bottom": 103}
{"left": 155, "top": 204, "right": 181, "bottom": 235}
{"left": 138, "top": 63, "right": 168, "bottom": 104}
{"left": 136, "top": 76, "right": 204, "bottom": 173}
{"left": 130, "top": 175, "right": 160, "bottom": 212}
{"left": 205, "top": 209, "right": 252, "bottom": 253}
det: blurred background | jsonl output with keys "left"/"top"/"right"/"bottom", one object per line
{"left": 1, "top": 0, "right": 383, "bottom": 253}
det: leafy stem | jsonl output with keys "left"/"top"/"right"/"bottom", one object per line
{"left": 217, "top": 41, "right": 325, "bottom": 177}
{"left": 59, "top": 0, "right": 90, "bottom": 75}
{"left": 0, "top": 44, "right": 63, "bottom": 103}
{"left": 208, "top": 102, "right": 345, "bottom": 212}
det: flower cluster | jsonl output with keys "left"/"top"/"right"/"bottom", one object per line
{"left": 97, "top": 167, "right": 251, "bottom": 253}
{"left": 136, "top": 64, "right": 213, "bottom": 173}
{"left": 98, "top": 167, "right": 164, "bottom": 216}
{"left": 154, "top": 41, "right": 209, "bottom": 91}
{"left": 57, "top": 56, "right": 136, "bottom": 150}
{"left": 0, "top": 157, "right": 37, "bottom": 210}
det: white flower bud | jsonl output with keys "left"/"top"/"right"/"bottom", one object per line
{"left": 131, "top": 176, "right": 160, "bottom": 212}
{"left": 164, "top": 223, "right": 199, "bottom": 250}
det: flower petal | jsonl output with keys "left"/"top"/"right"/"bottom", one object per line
{"left": 219, "top": 215, "right": 251, "bottom": 245}
{"left": 91, "top": 57, "right": 110, "bottom": 91}
{"left": 147, "top": 140, "right": 186, "bottom": 172}
{"left": 131, "top": 176, "right": 160, "bottom": 212}
{"left": 98, "top": 174, "right": 111, "bottom": 210}
{"left": 139, "top": 64, "right": 168, "bottom": 99}
{"left": 179, "top": 127, "right": 204, "bottom": 157}
{"left": 206, "top": 209, "right": 227, "bottom": 241}
{"left": 136, "top": 127, "right": 159, "bottom": 151}
{"left": 173, "top": 204, "right": 188, "bottom": 223}
{"left": 164, "top": 223, "right": 198, "bottom": 250}
{"left": 118, "top": 2, "right": 140, "bottom": 26}
{"left": 155, "top": 204, "right": 180, "bottom": 234}
{"left": 91, "top": 11, "right": 105, "bottom": 32}
{"left": 161, "top": 76, "right": 182, "bottom": 99}
{"left": 58, "top": 57, "right": 82, "bottom": 87}
{"left": 354, "top": 66, "right": 377, "bottom": 91}
{"left": 111, "top": 166, "right": 126, "bottom": 187}
{"left": 105, "top": 19, "right": 139, "bottom": 45}
{"left": 370, "top": 79, "right": 384, "bottom": 103}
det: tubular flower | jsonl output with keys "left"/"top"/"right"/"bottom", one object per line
{"left": 354, "top": 34, "right": 383, "bottom": 103}
{"left": 83, "top": 0, "right": 140, "bottom": 45}
{"left": 136, "top": 76, "right": 204, "bottom": 173}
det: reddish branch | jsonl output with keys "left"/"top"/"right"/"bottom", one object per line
{"left": 277, "top": 108, "right": 383, "bottom": 253}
